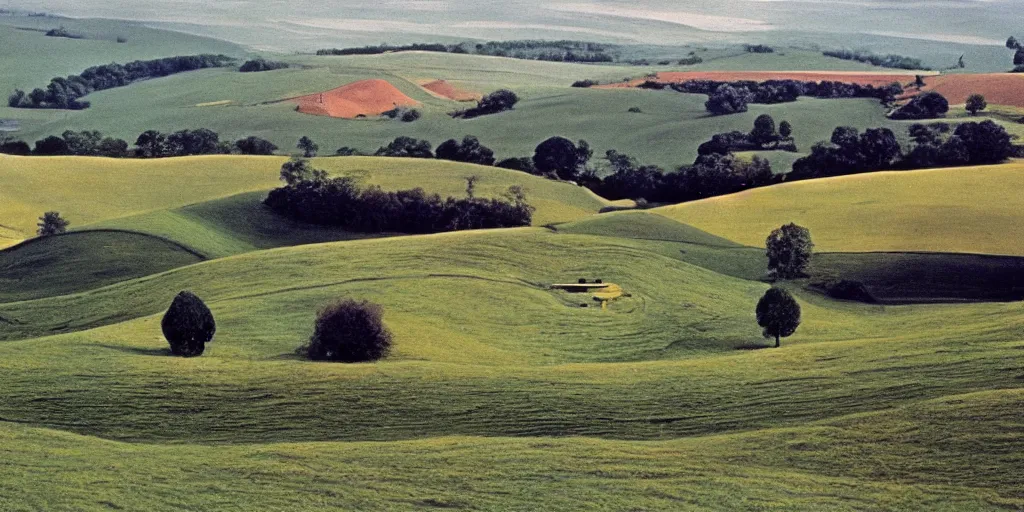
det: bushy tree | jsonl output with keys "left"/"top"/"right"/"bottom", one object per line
{"left": 303, "top": 299, "right": 393, "bottom": 362}
{"left": 779, "top": 120, "right": 793, "bottom": 139}
{"left": 135, "top": 130, "right": 167, "bottom": 158}
{"left": 297, "top": 136, "right": 319, "bottom": 158}
{"left": 161, "top": 291, "right": 216, "bottom": 357}
{"left": 766, "top": 223, "right": 813, "bottom": 279}
{"left": 750, "top": 114, "right": 778, "bottom": 146}
{"left": 36, "top": 211, "right": 69, "bottom": 236}
{"left": 495, "top": 157, "right": 536, "bottom": 174}
{"left": 435, "top": 135, "right": 495, "bottom": 165}
{"left": 374, "top": 136, "right": 433, "bottom": 158}
{"left": 451, "top": 89, "right": 519, "bottom": 119}
{"left": 0, "top": 139, "right": 31, "bottom": 155}
{"left": 235, "top": 136, "right": 278, "bottom": 155}
{"left": 1007, "top": 36, "right": 1020, "bottom": 50}
{"left": 705, "top": 85, "right": 749, "bottom": 115}
{"left": 33, "top": 135, "right": 69, "bottom": 155}
{"left": 97, "top": 137, "right": 129, "bottom": 157}
{"left": 167, "top": 128, "right": 222, "bottom": 156}
{"left": 889, "top": 91, "right": 949, "bottom": 120}
{"left": 533, "top": 137, "right": 590, "bottom": 180}
{"left": 953, "top": 120, "right": 1013, "bottom": 165}
{"left": 966, "top": 94, "right": 987, "bottom": 116}
{"left": 756, "top": 287, "right": 801, "bottom": 348}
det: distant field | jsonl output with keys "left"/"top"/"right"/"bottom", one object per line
{"left": 0, "top": 16, "right": 244, "bottom": 92}
{"left": 1, "top": 49, "right": 900, "bottom": 171}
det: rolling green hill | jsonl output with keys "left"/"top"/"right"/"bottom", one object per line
{"left": 657, "top": 162, "right": 1024, "bottom": 256}
{"left": 0, "top": 154, "right": 607, "bottom": 250}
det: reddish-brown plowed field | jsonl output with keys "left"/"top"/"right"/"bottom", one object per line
{"left": 420, "top": 79, "right": 481, "bottom": 102}
{"left": 291, "top": 79, "right": 420, "bottom": 118}
{"left": 910, "top": 74, "right": 1024, "bottom": 107}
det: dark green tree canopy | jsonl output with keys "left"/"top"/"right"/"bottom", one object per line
{"left": 750, "top": 114, "right": 778, "bottom": 145}
{"left": 305, "top": 299, "right": 393, "bottom": 362}
{"left": 756, "top": 287, "right": 802, "bottom": 347}
{"left": 161, "top": 291, "right": 216, "bottom": 357}
{"left": 37, "top": 211, "right": 69, "bottom": 236}
{"left": 766, "top": 223, "right": 813, "bottom": 279}
{"left": 965, "top": 94, "right": 987, "bottom": 116}
{"left": 435, "top": 135, "right": 496, "bottom": 166}
{"left": 533, "top": 136, "right": 590, "bottom": 181}
{"left": 297, "top": 136, "right": 319, "bottom": 158}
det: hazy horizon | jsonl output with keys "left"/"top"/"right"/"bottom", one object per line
{"left": 1, "top": 0, "right": 1017, "bottom": 51}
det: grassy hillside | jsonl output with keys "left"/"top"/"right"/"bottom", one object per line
{"left": 0, "top": 227, "right": 1020, "bottom": 509}
{"left": 0, "top": 155, "right": 607, "bottom": 249}
{"left": 657, "top": 162, "right": 1024, "bottom": 256}
{"left": 0, "top": 388, "right": 1018, "bottom": 511}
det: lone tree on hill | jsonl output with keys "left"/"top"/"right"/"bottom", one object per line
{"left": 161, "top": 291, "right": 216, "bottom": 357}
{"left": 36, "top": 211, "right": 69, "bottom": 236}
{"left": 756, "top": 287, "right": 801, "bottom": 348}
{"left": 297, "top": 136, "right": 319, "bottom": 158}
{"left": 966, "top": 94, "right": 988, "bottom": 116}
{"left": 766, "top": 223, "right": 813, "bottom": 279}
{"left": 302, "top": 299, "right": 393, "bottom": 362}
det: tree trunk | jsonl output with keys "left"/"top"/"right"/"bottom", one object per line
{"left": 775, "top": 335, "right": 780, "bottom": 348}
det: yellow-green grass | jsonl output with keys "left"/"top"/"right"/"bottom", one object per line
{"left": 657, "top": 161, "right": 1024, "bottom": 256}
{"left": 0, "top": 388, "right": 1019, "bottom": 511}
{"left": 1, "top": 228, "right": 1022, "bottom": 448}
{"left": 0, "top": 155, "right": 607, "bottom": 250}
{"left": 557, "top": 210, "right": 1024, "bottom": 303}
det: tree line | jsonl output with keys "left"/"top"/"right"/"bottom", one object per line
{"left": 8, "top": 54, "right": 234, "bottom": 110}
{"left": 822, "top": 50, "right": 929, "bottom": 71}
{"left": 791, "top": 120, "right": 1013, "bottom": 181}
{"left": 0, "top": 129, "right": 279, "bottom": 157}
{"left": 631, "top": 78, "right": 903, "bottom": 115}
{"left": 264, "top": 158, "right": 534, "bottom": 233}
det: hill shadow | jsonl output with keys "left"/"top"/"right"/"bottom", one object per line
{"left": 95, "top": 344, "right": 171, "bottom": 357}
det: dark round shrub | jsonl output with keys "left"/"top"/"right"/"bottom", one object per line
{"left": 161, "top": 291, "right": 216, "bottom": 357}
{"left": 306, "top": 299, "right": 392, "bottom": 362}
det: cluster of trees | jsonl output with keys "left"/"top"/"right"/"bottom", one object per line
{"left": 697, "top": 114, "right": 796, "bottom": 155}
{"left": 472, "top": 40, "right": 614, "bottom": 62}
{"left": 744, "top": 44, "right": 775, "bottom": 54}
{"left": 162, "top": 291, "right": 394, "bottom": 362}
{"left": 381, "top": 107, "right": 421, "bottom": 122}
{"left": 888, "top": 91, "right": 949, "bottom": 120}
{"left": 1, "top": 128, "right": 280, "bottom": 157}
{"left": 264, "top": 158, "right": 534, "bottom": 233}
{"left": 45, "top": 26, "right": 84, "bottom": 39}
{"left": 239, "top": 58, "right": 289, "bottom": 72}
{"left": 8, "top": 54, "right": 234, "bottom": 110}
{"left": 655, "top": 79, "right": 902, "bottom": 115}
{"left": 1007, "top": 37, "right": 1024, "bottom": 72}
{"left": 822, "top": 50, "right": 928, "bottom": 70}
{"left": 436, "top": 136, "right": 495, "bottom": 165}
{"left": 791, "top": 120, "right": 1013, "bottom": 180}
{"left": 450, "top": 89, "right": 519, "bottom": 119}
